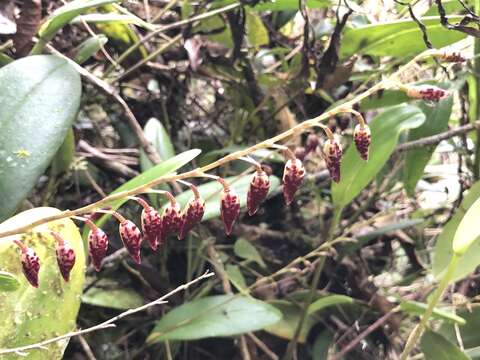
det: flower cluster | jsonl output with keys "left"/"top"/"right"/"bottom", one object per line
{"left": 405, "top": 85, "right": 449, "bottom": 102}
{"left": 12, "top": 111, "right": 377, "bottom": 287}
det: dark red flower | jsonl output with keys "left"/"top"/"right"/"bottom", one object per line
{"left": 353, "top": 124, "right": 371, "bottom": 161}
{"left": 282, "top": 158, "right": 306, "bottom": 205}
{"left": 119, "top": 220, "right": 143, "bottom": 264}
{"left": 160, "top": 201, "right": 182, "bottom": 244}
{"left": 140, "top": 205, "right": 162, "bottom": 251}
{"left": 179, "top": 197, "right": 205, "bottom": 239}
{"left": 52, "top": 232, "right": 76, "bottom": 282}
{"left": 88, "top": 227, "right": 109, "bottom": 272}
{"left": 14, "top": 241, "right": 40, "bottom": 287}
{"left": 305, "top": 133, "right": 320, "bottom": 154}
{"left": 247, "top": 169, "right": 270, "bottom": 216}
{"left": 439, "top": 51, "right": 466, "bottom": 63}
{"left": 323, "top": 137, "right": 343, "bottom": 183}
{"left": 220, "top": 187, "right": 240, "bottom": 235}
{"left": 406, "top": 85, "right": 449, "bottom": 102}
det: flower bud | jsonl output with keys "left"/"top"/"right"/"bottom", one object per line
{"left": 53, "top": 233, "right": 76, "bottom": 282}
{"left": 119, "top": 220, "right": 143, "bottom": 264}
{"left": 141, "top": 205, "right": 162, "bottom": 251}
{"left": 160, "top": 201, "right": 182, "bottom": 244}
{"left": 294, "top": 147, "right": 307, "bottom": 161}
{"left": 247, "top": 170, "right": 270, "bottom": 216}
{"left": 179, "top": 197, "right": 205, "bottom": 239}
{"left": 323, "top": 137, "right": 343, "bottom": 183}
{"left": 17, "top": 244, "right": 40, "bottom": 288}
{"left": 88, "top": 227, "right": 108, "bottom": 272}
{"left": 305, "top": 133, "right": 320, "bottom": 154}
{"left": 221, "top": 187, "right": 240, "bottom": 235}
{"left": 406, "top": 85, "right": 449, "bottom": 102}
{"left": 353, "top": 124, "right": 371, "bottom": 161}
{"left": 438, "top": 51, "right": 466, "bottom": 63}
{"left": 282, "top": 158, "right": 306, "bottom": 205}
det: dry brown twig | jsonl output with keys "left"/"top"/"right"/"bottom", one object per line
{"left": 0, "top": 270, "right": 215, "bottom": 356}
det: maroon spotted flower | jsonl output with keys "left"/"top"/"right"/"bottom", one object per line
{"left": 119, "top": 220, "right": 143, "bottom": 264}
{"left": 88, "top": 226, "right": 109, "bottom": 272}
{"left": 52, "top": 232, "right": 76, "bottom": 282}
{"left": 220, "top": 186, "right": 240, "bottom": 235}
{"left": 282, "top": 158, "right": 306, "bottom": 205}
{"left": 160, "top": 198, "right": 182, "bottom": 244}
{"left": 247, "top": 169, "right": 270, "bottom": 216}
{"left": 353, "top": 124, "right": 371, "bottom": 161}
{"left": 406, "top": 85, "right": 449, "bottom": 102}
{"left": 134, "top": 197, "right": 162, "bottom": 251}
{"left": 14, "top": 240, "right": 40, "bottom": 288}
{"left": 323, "top": 137, "right": 343, "bottom": 183}
{"left": 179, "top": 197, "right": 205, "bottom": 240}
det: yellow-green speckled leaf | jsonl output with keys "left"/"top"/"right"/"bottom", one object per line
{"left": 0, "top": 207, "right": 86, "bottom": 359}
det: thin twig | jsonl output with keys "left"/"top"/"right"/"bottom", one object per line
{"left": 0, "top": 271, "right": 214, "bottom": 355}
{"left": 397, "top": 121, "right": 480, "bottom": 152}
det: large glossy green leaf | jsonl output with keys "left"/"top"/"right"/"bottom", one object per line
{"left": 433, "top": 181, "right": 480, "bottom": 281}
{"left": 147, "top": 295, "right": 282, "bottom": 342}
{"left": 404, "top": 95, "right": 453, "bottom": 196}
{"left": 0, "top": 207, "right": 86, "bottom": 358}
{"left": 453, "top": 196, "right": 480, "bottom": 256}
{"left": 400, "top": 300, "right": 466, "bottom": 325}
{"left": 332, "top": 105, "right": 425, "bottom": 209}
{"left": 140, "top": 117, "right": 175, "bottom": 172}
{"left": 0, "top": 271, "right": 20, "bottom": 292}
{"left": 340, "top": 16, "right": 466, "bottom": 58}
{"left": 0, "top": 55, "right": 81, "bottom": 221}
{"left": 91, "top": 149, "right": 201, "bottom": 232}
{"left": 174, "top": 174, "right": 280, "bottom": 221}
{"left": 421, "top": 330, "right": 471, "bottom": 360}
{"left": 32, "top": 0, "right": 119, "bottom": 54}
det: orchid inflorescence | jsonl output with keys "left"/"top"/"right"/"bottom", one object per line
{"left": 10, "top": 113, "right": 375, "bottom": 288}
{"left": 12, "top": 67, "right": 460, "bottom": 288}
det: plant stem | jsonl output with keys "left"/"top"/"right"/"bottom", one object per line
{"left": 283, "top": 207, "right": 342, "bottom": 360}
{"left": 399, "top": 254, "right": 460, "bottom": 360}
{"left": 473, "top": 0, "right": 480, "bottom": 179}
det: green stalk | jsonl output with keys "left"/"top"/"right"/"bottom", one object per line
{"left": 399, "top": 254, "right": 460, "bottom": 360}
{"left": 283, "top": 207, "right": 343, "bottom": 360}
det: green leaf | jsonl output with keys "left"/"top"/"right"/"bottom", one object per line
{"left": 32, "top": 0, "right": 120, "bottom": 54}
{"left": 0, "top": 55, "right": 81, "bottom": 221}
{"left": 51, "top": 127, "right": 75, "bottom": 175}
{"left": 307, "top": 295, "right": 354, "bottom": 315}
{"left": 218, "top": 0, "right": 330, "bottom": 11}
{"left": 147, "top": 295, "right": 282, "bottom": 342}
{"left": 421, "top": 330, "right": 471, "bottom": 360}
{"left": 265, "top": 300, "right": 316, "bottom": 343}
{"left": 340, "top": 16, "right": 466, "bottom": 58}
{"left": 360, "top": 89, "right": 410, "bottom": 111}
{"left": 74, "top": 34, "right": 108, "bottom": 64}
{"left": 0, "top": 271, "right": 20, "bottom": 292}
{"left": 439, "top": 307, "right": 480, "bottom": 354}
{"left": 225, "top": 264, "right": 248, "bottom": 292}
{"left": 174, "top": 174, "right": 281, "bottom": 222}
{"left": 403, "top": 95, "right": 453, "bottom": 196}
{"left": 452, "top": 196, "right": 480, "bottom": 256}
{"left": 400, "top": 300, "right": 466, "bottom": 325}
{"left": 73, "top": 13, "right": 144, "bottom": 25}
{"left": 140, "top": 118, "right": 176, "bottom": 172}
{"left": 433, "top": 181, "right": 480, "bottom": 281}
{"left": 245, "top": 10, "right": 269, "bottom": 48}
{"left": 90, "top": 149, "right": 201, "bottom": 231}
{"left": 234, "top": 238, "right": 266, "bottom": 268}
{"left": 199, "top": 146, "right": 284, "bottom": 167}
{"left": 332, "top": 105, "right": 425, "bottom": 209}
{"left": 0, "top": 207, "right": 86, "bottom": 358}
{"left": 83, "top": 285, "right": 144, "bottom": 310}
{"left": 312, "top": 329, "right": 335, "bottom": 360}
